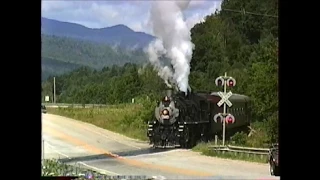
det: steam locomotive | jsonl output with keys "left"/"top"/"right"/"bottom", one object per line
{"left": 147, "top": 89, "right": 251, "bottom": 148}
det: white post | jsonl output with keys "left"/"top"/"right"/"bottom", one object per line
{"left": 215, "top": 135, "right": 218, "bottom": 145}
{"left": 222, "top": 72, "right": 227, "bottom": 146}
{"left": 53, "top": 77, "right": 56, "bottom": 104}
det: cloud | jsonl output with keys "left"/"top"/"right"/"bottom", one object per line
{"left": 41, "top": 0, "right": 222, "bottom": 34}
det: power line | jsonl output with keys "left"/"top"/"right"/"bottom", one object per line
{"left": 222, "top": 8, "right": 278, "bottom": 18}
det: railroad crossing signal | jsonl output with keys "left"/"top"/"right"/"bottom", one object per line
{"left": 213, "top": 113, "right": 236, "bottom": 124}
{"left": 215, "top": 76, "right": 225, "bottom": 86}
{"left": 213, "top": 113, "right": 223, "bottom": 123}
{"left": 226, "top": 77, "right": 236, "bottom": 87}
{"left": 225, "top": 114, "right": 235, "bottom": 124}
{"left": 217, "top": 91, "right": 233, "bottom": 107}
{"left": 213, "top": 72, "right": 237, "bottom": 146}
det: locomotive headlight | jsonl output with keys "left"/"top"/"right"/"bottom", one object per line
{"left": 162, "top": 109, "right": 169, "bottom": 115}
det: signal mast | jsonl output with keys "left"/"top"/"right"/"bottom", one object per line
{"left": 213, "top": 72, "right": 236, "bottom": 146}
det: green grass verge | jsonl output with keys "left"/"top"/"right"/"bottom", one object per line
{"left": 192, "top": 142, "right": 268, "bottom": 163}
{"left": 42, "top": 159, "right": 104, "bottom": 177}
{"left": 47, "top": 104, "right": 149, "bottom": 141}
{"left": 42, "top": 159, "right": 152, "bottom": 179}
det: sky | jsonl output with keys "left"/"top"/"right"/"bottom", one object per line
{"left": 41, "top": 0, "right": 222, "bottom": 35}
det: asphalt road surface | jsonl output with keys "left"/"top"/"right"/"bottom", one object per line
{"left": 42, "top": 113, "right": 279, "bottom": 180}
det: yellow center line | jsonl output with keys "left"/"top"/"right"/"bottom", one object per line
{"left": 43, "top": 125, "right": 214, "bottom": 177}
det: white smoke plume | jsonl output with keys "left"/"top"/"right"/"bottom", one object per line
{"left": 146, "top": 0, "right": 194, "bottom": 94}
{"left": 146, "top": 39, "right": 174, "bottom": 88}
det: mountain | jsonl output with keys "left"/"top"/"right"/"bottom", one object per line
{"left": 41, "top": 17, "right": 155, "bottom": 49}
{"left": 42, "top": 56, "right": 82, "bottom": 80}
{"left": 41, "top": 34, "right": 149, "bottom": 80}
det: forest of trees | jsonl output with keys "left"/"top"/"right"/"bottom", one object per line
{"left": 41, "top": 34, "right": 148, "bottom": 79}
{"left": 42, "top": 0, "right": 278, "bottom": 145}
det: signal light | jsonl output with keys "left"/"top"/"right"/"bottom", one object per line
{"left": 226, "top": 78, "right": 236, "bottom": 87}
{"left": 213, "top": 113, "right": 223, "bottom": 123}
{"left": 215, "top": 77, "right": 224, "bottom": 86}
{"left": 225, "top": 114, "right": 235, "bottom": 124}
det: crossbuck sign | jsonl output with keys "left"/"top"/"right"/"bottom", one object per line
{"left": 217, "top": 91, "right": 233, "bottom": 107}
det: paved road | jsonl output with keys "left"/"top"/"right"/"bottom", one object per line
{"left": 42, "top": 113, "right": 279, "bottom": 180}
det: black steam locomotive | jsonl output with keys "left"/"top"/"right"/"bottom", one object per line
{"left": 147, "top": 89, "right": 251, "bottom": 148}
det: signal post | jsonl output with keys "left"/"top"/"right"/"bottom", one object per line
{"left": 213, "top": 72, "right": 236, "bottom": 146}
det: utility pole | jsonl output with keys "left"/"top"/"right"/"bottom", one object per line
{"left": 213, "top": 72, "right": 236, "bottom": 146}
{"left": 53, "top": 77, "right": 56, "bottom": 104}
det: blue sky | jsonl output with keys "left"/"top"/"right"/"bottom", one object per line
{"left": 42, "top": 0, "right": 222, "bottom": 35}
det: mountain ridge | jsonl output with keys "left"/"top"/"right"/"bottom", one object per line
{"left": 41, "top": 17, "right": 155, "bottom": 49}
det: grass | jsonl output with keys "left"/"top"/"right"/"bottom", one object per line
{"left": 42, "top": 159, "right": 152, "bottom": 179}
{"left": 192, "top": 142, "right": 269, "bottom": 163}
{"left": 42, "top": 159, "right": 104, "bottom": 178}
{"left": 47, "top": 104, "right": 150, "bottom": 141}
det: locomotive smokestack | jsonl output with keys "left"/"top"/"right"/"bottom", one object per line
{"left": 166, "top": 88, "right": 173, "bottom": 97}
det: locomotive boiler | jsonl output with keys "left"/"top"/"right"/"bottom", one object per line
{"left": 147, "top": 89, "right": 251, "bottom": 148}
